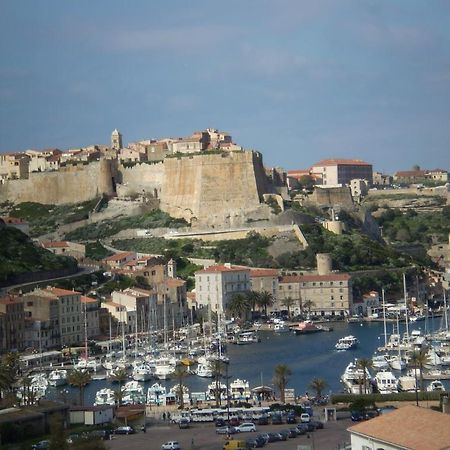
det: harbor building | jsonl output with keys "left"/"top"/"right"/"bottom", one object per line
{"left": 277, "top": 254, "right": 353, "bottom": 316}
{"left": 348, "top": 405, "right": 450, "bottom": 450}
{"left": 195, "top": 264, "right": 251, "bottom": 316}
{"left": 0, "top": 295, "right": 25, "bottom": 352}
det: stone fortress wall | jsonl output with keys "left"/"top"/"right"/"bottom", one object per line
{"left": 0, "top": 159, "right": 116, "bottom": 205}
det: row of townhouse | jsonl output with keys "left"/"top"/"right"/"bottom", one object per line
{"left": 194, "top": 255, "right": 362, "bottom": 318}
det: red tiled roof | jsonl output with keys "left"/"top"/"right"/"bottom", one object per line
{"left": 250, "top": 269, "right": 279, "bottom": 277}
{"left": 0, "top": 295, "right": 22, "bottom": 305}
{"left": 279, "top": 273, "right": 351, "bottom": 283}
{"left": 348, "top": 405, "right": 450, "bottom": 450}
{"left": 80, "top": 296, "right": 97, "bottom": 304}
{"left": 44, "top": 287, "right": 80, "bottom": 296}
{"left": 1, "top": 216, "right": 28, "bottom": 225}
{"left": 313, "top": 159, "right": 371, "bottom": 167}
{"left": 165, "top": 278, "right": 186, "bottom": 288}
{"left": 104, "top": 252, "right": 135, "bottom": 262}
{"left": 196, "top": 265, "right": 250, "bottom": 274}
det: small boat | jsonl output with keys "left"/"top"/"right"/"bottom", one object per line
{"left": 230, "top": 378, "right": 252, "bottom": 401}
{"left": 294, "top": 321, "right": 323, "bottom": 335}
{"left": 234, "top": 331, "right": 260, "bottom": 344}
{"left": 122, "top": 381, "right": 146, "bottom": 404}
{"left": 48, "top": 369, "right": 68, "bottom": 386}
{"left": 427, "top": 380, "right": 445, "bottom": 392}
{"left": 375, "top": 370, "right": 398, "bottom": 394}
{"left": 132, "top": 363, "right": 153, "bottom": 382}
{"left": 385, "top": 354, "right": 406, "bottom": 371}
{"left": 196, "top": 363, "right": 213, "bottom": 378}
{"left": 273, "top": 322, "right": 290, "bottom": 333}
{"left": 335, "top": 335, "right": 358, "bottom": 351}
{"left": 94, "top": 388, "right": 116, "bottom": 406}
{"left": 372, "top": 354, "right": 389, "bottom": 370}
{"left": 340, "top": 360, "right": 372, "bottom": 394}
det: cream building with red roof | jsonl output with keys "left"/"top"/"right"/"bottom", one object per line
{"left": 195, "top": 264, "right": 251, "bottom": 316}
{"left": 348, "top": 405, "right": 450, "bottom": 450}
{"left": 311, "top": 158, "right": 373, "bottom": 186}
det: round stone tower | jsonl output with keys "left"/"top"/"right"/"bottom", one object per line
{"left": 316, "top": 253, "right": 332, "bottom": 275}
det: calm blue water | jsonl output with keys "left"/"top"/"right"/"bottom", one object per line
{"left": 46, "top": 318, "right": 449, "bottom": 404}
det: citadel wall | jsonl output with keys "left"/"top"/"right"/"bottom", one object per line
{"left": 0, "top": 159, "right": 115, "bottom": 205}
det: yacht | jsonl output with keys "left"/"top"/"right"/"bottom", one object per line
{"left": 153, "top": 360, "right": 175, "bottom": 380}
{"left": 132, "top": 363, "right": 153, "bottom": 382}
{"left": 94, "top": 388, "right": 116, "bottom": 406}
{"left": 294, "top": 321, "right": 323, "bottom": 334}
{"left": 122, "top": 381, "right": 146, "bottom": 404}
{"left": 147, "top": 382, "right": 167, "bottom": 405}
{"left": 372, "top": 354, "right": 389, "bottom": 370}
{"left": 75, "top": 358, "right": 99, "bottom": 372}
{"left": 427, "top": 380, "right": 445, "bottom": 392}
{"left": 206, "top": 381, "right": 227, "bottom": 401}
{"left": 196, "top": 362, "right": 214, "bottom": 378}
{"left": 398, "top": 375, "right": 417, "bottom": 392}
{"left": 335, "top": 335, "right": 359, "bottom": 351}
{"left": 48, "top": 369, "right": 68, "bottom": 386}
{"left": 340, "top": 360, "right": 373, "bottom": 394}
{"left": 230, "top": 378, "right": 252, "bottom": 401}
{"left": 375, "top": 370, "right": 398, "bottom": 394}
{"left": 235, "top": 331, "right": 260, "bottom": 344}
{"left": 385, "top": 354, "right": 406, "bottom": 371}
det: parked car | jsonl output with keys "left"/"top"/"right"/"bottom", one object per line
{"left": 89, "top": 429, "right": 112, "bottom": 440}
{"left": 278, "top": 430, "right": 289, "bottom": 441}
{"left": 310, "top": 420, "right": 324, "bottom": 429}
{"left": 351, "top": 411, "right": 365, "bottom": 422}
{"left": 286, "top": 414, "right": 297, "bottom": 424}
{"left": 257, "top": 432, "right": 270, "bottom": 444}
{"left": 179, "top": 418, "right": 190, "bottom": 429}
{"left": 216, "top": 426, "right": 238, "bottom": 435}
{"left": 296, "top": 424, "right": 309, "bottom": 435}
{"left": 300, "top": 413, "right": 311, "bottom": 423}
{"left": 257, "top": 416, "right": 269, "bottom": 425}
{"left": 246, "top": 435, "right": 266, "bottom": 448}
{"left": 229, "top": 417, "right": 241, "bottom": 427}
{"left": 237, "top": 422, "right": 256, "bottom": 432}
{"left": 288, "top": 428, "right": 299, "bottom": 438}
{"left": 267, "top": 432, "right": 282, "bottom": 442}
{"left": 115, "top": 426, "right": 135, "bottom": 435}
{"left": 271, "top": 414, "right": 283, "bottom": 425}
{"left": 161, "top": 441, "right": 181, "bottom": 450}
{"left": 215, "top": 418, "right": 227, "bottom": 427}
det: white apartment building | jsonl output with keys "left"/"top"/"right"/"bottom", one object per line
{"left": 195, "top": 264, "right": 251, "bottom": 315}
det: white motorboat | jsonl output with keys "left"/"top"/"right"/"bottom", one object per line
{"left": 274, "top": 322, "right": 290, "bottom": 333}
{"left": 234, "top": 331, "right": 260, "bottom": 344}
{"left": 122, "top": 381, "right": 146, "bottom": 404}
{"left": 427, "top": 380, "right": 445, "bottom": 392}
{"left": 147, "top": 382, "right": 167, "bottom": 405}
{"left": 153, "top": 360, "right": 175, "bottom": 380}
{"left": 340, "top": 360, "right": 373, "bottom": 394}
{"left": 94, "top": 388, "right": 116, "bottom": 406}
{"left": 398, "top": 375, "right": 416, "bottom": 392}
{"left": 75, "top": 358, "right": 99, "bottom": 372}
{"left": 132, "top": 363, "right": 153, "bottom": 382}
{"left": 48, "top": 369, "right": 68, "bottom": 386}
{"left": 335, "top": 335, "right": 359, "bottom": 351}
{"left": 230, "top": 378, "right": 252, "bottom": 401}
{"left": 385, "top": 354, "right": 406, "bottom": 371}
{"left": 196, "top": 363, "right": 213, "bottom": 378}
{"left": 375, "top": 370, "right": 398, "bottom": 394}
{"left": 372, "top": 354, "right": 389, "bottom": 370}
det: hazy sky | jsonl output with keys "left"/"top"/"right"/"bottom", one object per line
{"left": 1, "top": 0, "right": 449, "bottom": 173}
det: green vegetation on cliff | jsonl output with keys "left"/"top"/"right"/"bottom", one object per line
{"left": 0, "top": 226, "right": 77, "bottom": 283}
{"left": 7, "top": 199, "right": 103, "bottom": 236}
{"left": 65, "top": 209, "right": 188, "bottom": 241}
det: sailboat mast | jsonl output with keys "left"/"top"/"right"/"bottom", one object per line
{"left": 84, "top": 301, "right": 88, "bottom": 360}
{"left": 403, "top": 273, "right": 410, "bottom": 342}
{"left": 382, "top": 289, "right": 387, "bottom": 348}
{"left": 444, "top": 287, "right": 449, "bottom": 331}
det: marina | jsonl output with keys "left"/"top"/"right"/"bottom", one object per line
{"left": 35, "top": 317, "right": 450, "bottom": 406}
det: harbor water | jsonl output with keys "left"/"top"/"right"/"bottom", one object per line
{"left": 45, "top": 318, "right": 449, "bottom": 405}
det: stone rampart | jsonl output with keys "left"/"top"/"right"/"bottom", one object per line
{"left": 0, "top": 160, "right": 115, "bottom": 205}
{"left": 305, "top": 186, "right": 354, "bottom": 209}
{"left": 118, "top": 162, "right": 165, "bottom": 197}
{"left": 160, "top": 151, "right": 269, "bottom": 223}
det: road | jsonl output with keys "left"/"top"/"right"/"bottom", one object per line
{"left": 106, "top": 419, "right": 352, "bottom": 450}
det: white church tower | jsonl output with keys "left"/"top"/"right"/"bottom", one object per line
{"left": 111, "top": 129, "right": 122, "bottom": 150}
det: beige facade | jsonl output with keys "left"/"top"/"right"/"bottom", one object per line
{"left": 23, "top": 287, "right": 83, "bottom": 348}
{"left": 311, "top": 159, "right": 372, "bottom": 186}
{"left": 249, "top": 269, "right": 279, "bottom": 311}
{"left": 81, "top": 296, "right": 100, "bottom": 339}
{"left": 118, "top": 147, "right": 147, "bottom": 163}
{"left": 195, "top": 264, "right": 251, "bottom": 315}
{"left": 278, "top": 273, "right": 352, "bottom": 316}
{"left": 171, "top": 138, "right": 203, "bottom": 154}
{"left": 0, "top": 153, "right": 30, "bottom": 181}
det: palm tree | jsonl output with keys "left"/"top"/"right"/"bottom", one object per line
{"left": 173, "top": 365, "right": 188, "bottom": 409}
{"left": 410, "top": 349, "right": 429, "bottom": 393}
{"left": 246, "top": 291, "right": 260, "bottom": 318}
{"left": 273, "top": 364, "right": 292, "bottom": 403}
{"left": 303, "top": 300, "right": 316, "bottom": 316}
{"left": 257, "top": 291, "right": 274, "bottom": 316}
{"left": 211, "top": 359, "right": 226, "bottom": 407}
{"left": 309, "top": 378, "right": 328, "bottom": 399}
{"left": 227, "top": 293, "right": 250, "bottom": 321}
{"left": 110, "top": 368, "right": 128, "bottom": 405}
{"left": 0, "top": 352, "right": 19, "bottom": 400}
{"left": 68, "top": 369, "right": 91, "bottom": 406}
{"left": 356, "top": 358, "right": 373, "bottom": 395}
{"left": 281, "top": 297, "right": 295, "bottom": 318}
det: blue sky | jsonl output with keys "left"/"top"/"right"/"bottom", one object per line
{"left": 1, "top": 0, "right": 449, "bottom": 173}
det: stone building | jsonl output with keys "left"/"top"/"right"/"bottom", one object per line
{"left": 249, "top": 268, "right": 279, "bottom": 310}
{"left": 41, "top": 241, "right": 86, "bottom": 260}
{"left": 277, "top": 254, "right": 353, "bottom": 317}
{"left": 22, "top": 287, "right": 83, "bottom": 348}
{"left": 80, "top": 296, "right": 100, "bottom": 339}
{"left": 311, "top": 159, "right": 373, "bottom": 186}
{"left": 0, "top": 295, "right": 25, "bottom": 352}
{"left": 0, "top": 152, "right": 30, "bottom": 181}
{"left": 195, "top": 264, "right": 251, "bottom": 316}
